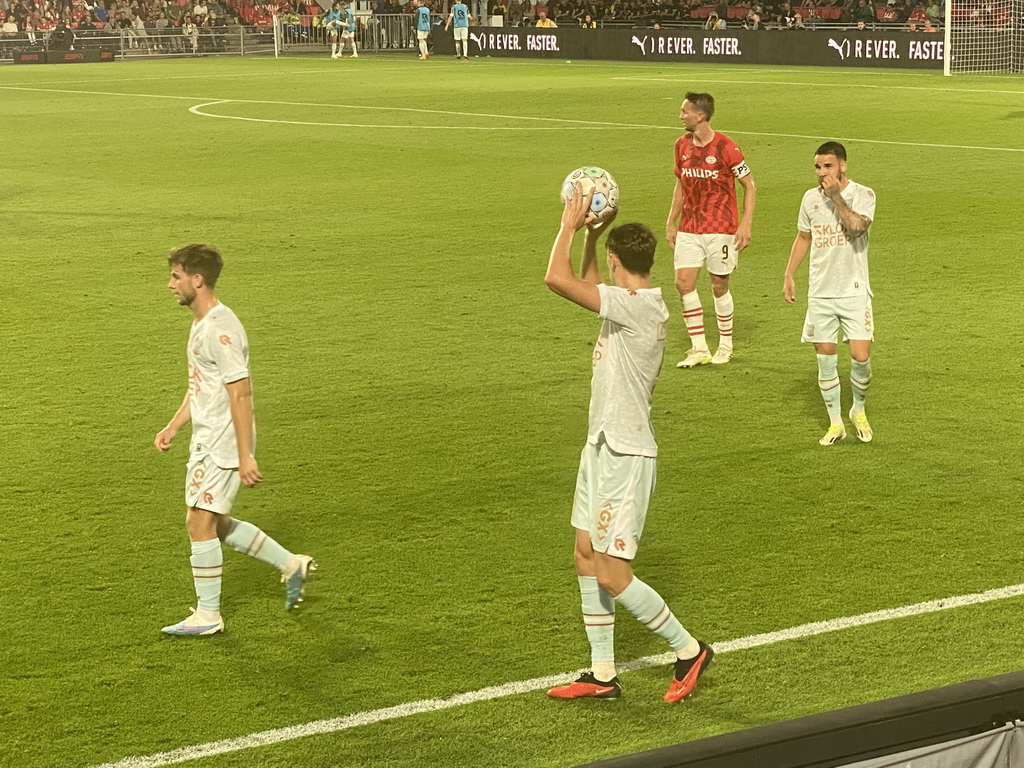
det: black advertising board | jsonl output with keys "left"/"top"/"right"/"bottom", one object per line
{"left": 434, "top": 28, "right": 944, "bottom": 68}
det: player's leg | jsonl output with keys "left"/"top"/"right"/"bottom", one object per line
{"left": 804, "top": 300, "right": 844, "bottom": 444}
{"left": 418, "top": 30, "right": 428, "bottom": 58}
{"left": 673, "top": 236, "right": 711, "bottom": 368}
{"left": 219, "top": 515, "right": 316, "bottom": 611}
{"left": 842, "top": 296, "right": 874, "bottom": 442}
{"left": 548, "top": 444, "right": 620, "bottom": 700}
{"left": 597, "top": 446, "right": 712, "bottom": 701}
{"left": 348, "top": 31, "right": 358, "bottom": 57}
{"left": 707, "top": 234, "right": 737, "bottom": 364}
{"left": 162, "top": 503, "right": 225, "bottom": 636}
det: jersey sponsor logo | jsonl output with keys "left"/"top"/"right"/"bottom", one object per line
{"left": 705, "top": 155, "right": 716, "bottom": 164}
{"left": 188, "top": 364, "right": 204, "bottom": 396}
{"left": 681, "top": 167, "right": 720, "bottom": 179}
{"left": 219, "top": 334, "right": 232, "bottom": 345}
{"left": 614, "top": 538, "right": 626, "bottom": 552}
{"left": 592, "top": 338, "right": 604, "bottom": 367}
{"left": 202, "top": 492, "right": 214, "bottom": 505}
{"left": 812, "top": 222, "right": 850, "bottom": 248}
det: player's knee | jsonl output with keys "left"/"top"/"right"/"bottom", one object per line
{"left": 674, "top": 273, "right": 695, "bottom": 295}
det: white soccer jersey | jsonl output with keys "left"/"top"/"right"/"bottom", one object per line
{"left": 587, "top": 284, "right": 669, "bottom": 458}
{"left": 186, "top": 303, "right": 253, "bottom": 468}
{"left": 798, "top": 180, "right": 876, "bottom": 299}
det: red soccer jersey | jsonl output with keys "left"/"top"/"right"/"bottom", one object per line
{"left": 673, "top": 131, "right": 750, "bottom": 235}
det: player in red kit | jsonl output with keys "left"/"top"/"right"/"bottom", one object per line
{"left": 666, "top": 92, "right": 757, "bottom": 368}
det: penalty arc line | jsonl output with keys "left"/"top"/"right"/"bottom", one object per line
{"left": 89, "top": 581, "right": 1024, "bottom": 768}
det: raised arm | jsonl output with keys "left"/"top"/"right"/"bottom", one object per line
{"left": 822, "top": 179, "right": 871, "bottom": 238}
{"left": 545, "top": 187, "right": 602, "bottom": 313}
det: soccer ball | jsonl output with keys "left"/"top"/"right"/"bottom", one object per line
{"left": 560, "top": 167, "right": 619, "bottom": 224}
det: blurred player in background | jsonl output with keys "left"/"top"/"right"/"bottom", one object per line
{"left": 156, "top": 244, "right": 315, "bottom": 636}
{"left": 340, "top": 0, "right": 358, "bottom": 58}
{"left": 444, "top": 0, "right": 471, "bottom": 60}
{"left": 543, "top": 188, "right": 713, "bottom": 702}
{"left": 783, "top": 142, "right": 876, "bottom": 446}
{"left": 666, "top": 91, "right": 756, "bottom": 368}
{"left": 325, "top": 1, "right": 344, "bottom": 58}
{"left": 415, "top": 0, "right": 431, "bottom": 59}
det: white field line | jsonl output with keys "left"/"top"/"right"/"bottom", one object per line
{"left": 3, "top": 83, "right": 1023, "bottom": 150}
{"left": 614, "top": 75, "right": 1024, "bottom": 96}
{"left": 90, "top": 581, "right": 1024, "bottom": 768}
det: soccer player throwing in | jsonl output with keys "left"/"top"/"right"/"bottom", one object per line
{"left": 783, "top": 142, "right": 876, "bottom": 446}
{"left": 156, "top": 245, "right": 315, "bottom": 636}
{"left": 414, "top": 0, "right": 431, "bottom": 59}
{"left": 444, "top": 0, "right": 471, "bottom": 60}
{"left": 544, "top": 188, "right": 713, "bottom": 702}
{"left": 666, "top": 92, "right": 756, "bottom": 367}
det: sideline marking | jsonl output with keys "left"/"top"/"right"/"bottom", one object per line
{"left": 90, "top": 581, "right": 1024, "bottom": 768}
{"left": 2, "top": 84, "right": 1022, "bottom": 150}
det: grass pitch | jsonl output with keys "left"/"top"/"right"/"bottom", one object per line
{"left": 1, "top": 55, "right": 1022, "bottom": 768}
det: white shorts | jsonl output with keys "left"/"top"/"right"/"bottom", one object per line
{"left": 417, "top": 29, "right": 429, "bottom": 40}
{"left": 185, "top": 454, "right": 240, "bottom": 515}
{"left": 674, "top": 232, "right": 737, "bottom": 275}
{"left": 453, "top": 26, "right": 468, "bottom": 40}
{"left": 802, "top": 295, "right": 874, "bottom": 344}
{"left": 570, "top": 437, "right": 655, "bottom": 561}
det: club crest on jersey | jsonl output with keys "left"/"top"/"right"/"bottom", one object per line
{"left": 705, "top": 156, "right": 717, "bottom": 164}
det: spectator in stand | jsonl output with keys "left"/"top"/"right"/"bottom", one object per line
{"left": 922, "top": 17, "right": 936, "bottom": 29}
{"left": 536, "top": 8, "right": 556, "bottom": 24}
{"left": 880, "top": 0, "right": 898, "bottom": 21}
{"left": 153, "top": 9, "right": 167, "bottom": 44}
{"left": 1, "top": 16, "right": 18, "bottom": 34}
{"left": 924, "top": 0, "right": 938, "bottom": 20}
{"left": 854, "top": 17, "right": 866, "bottom": 26}
{"left": 579, "top": 10, "right": 596, "bottom": 24}
{"left": 181, "top": 9, "right": 196, "bottom": 50}
{"left": 854, "top": 0, "right": 875, "bottom": 23}
{"left": 907, "top": 1, "right": 925, "bottom": 23}
{"left": 792, "top": 10, "right": 806, "bottom": 26}
{"left": 742, "top": 7, "right": 760, "bottom": 26}
{"left": 489, "top": 0, "right": 506, "bottom": 19}
{"left": 703, "top": 11, "right": 721, "bottom": 26}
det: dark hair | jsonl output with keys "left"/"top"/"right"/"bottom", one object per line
{"left": 684, "top": 91, "right": 715, "bottom": 121}
{"left": 606, "top": 223, "right": 657, "bottom": 275}
{"left": 815, "top": 141, "right": 847, "bottom": 161}
{"left": 168, "top": 244, "right": 223, "bottom": 288}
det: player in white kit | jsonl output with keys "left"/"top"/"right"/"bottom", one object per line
{"left": 783, "top": 142, "right": 876, "bottom": 446}
{"left": 544, "top": 187, "right": 713, "bottom": 702}
{"left": 156, "top": 244, "right": 315, "bottom": 636}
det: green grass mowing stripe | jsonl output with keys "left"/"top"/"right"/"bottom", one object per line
{"left": 89, "top": 581, "right": 1024, "bottom": 768}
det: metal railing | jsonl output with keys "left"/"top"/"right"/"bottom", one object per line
{"left": 275, "top": 13, "right": 443, "bottom": 55}
{"left": 0, "top": 24, "right": 278, "bottom": 60}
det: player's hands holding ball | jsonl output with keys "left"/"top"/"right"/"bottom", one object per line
{"left": 560, "top": 184, "right": 596, "bottom": 233}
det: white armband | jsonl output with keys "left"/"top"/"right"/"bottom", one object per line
{"left": 731, "top": 162, "right": 751, "bottom": 179}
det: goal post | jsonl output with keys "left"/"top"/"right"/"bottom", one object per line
{"left": 944, "top": 0, "right": 1023, "bottom": 74}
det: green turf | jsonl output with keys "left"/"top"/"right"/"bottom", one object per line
{"left": 0, "top": 55, "right": 1022, "bottom": 768}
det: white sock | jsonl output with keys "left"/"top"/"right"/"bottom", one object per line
{"left": 224, "top": 519, "right": 293, "bottom": 571}
{"left": 713, "top": 291, "right": 734, "bottom": 350}
{"left": 851, "top": 358, "right": 871, "bottom": 414}
{"left": 350, "top": 39, "right": 357, "bottom": 54}
{"left": 681, "top": 291, "right": 708, "bottom": 352}
{"left": 816, "top": 353, "right": 842, "bottom": 425}
{"left": 578, "top": 576, "right": 616, "bottom": 681}
{"left": 614, "top": 577, "right": 692, "bottom": 653}
{"left": 190, "top": 538, "right": 222, "bottom": 614}
{"left": 419, "top": 40, "right": 428, "bottom": 56}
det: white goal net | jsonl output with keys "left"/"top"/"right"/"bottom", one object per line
{"left": 945, "top": 0, "right": 1024, "bottom": 73}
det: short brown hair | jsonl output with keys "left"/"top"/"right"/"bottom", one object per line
{"left": 606, "top": 223, "right": 657, "bottom": 276}
{"left": 168, "top": 244, "right": 223, "bottom": 288}
{"left": 685, "top": 91, "right": 715, "bottom": 121}
{"left": 816, "top": 141, "right": 847, "bottom": 161}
